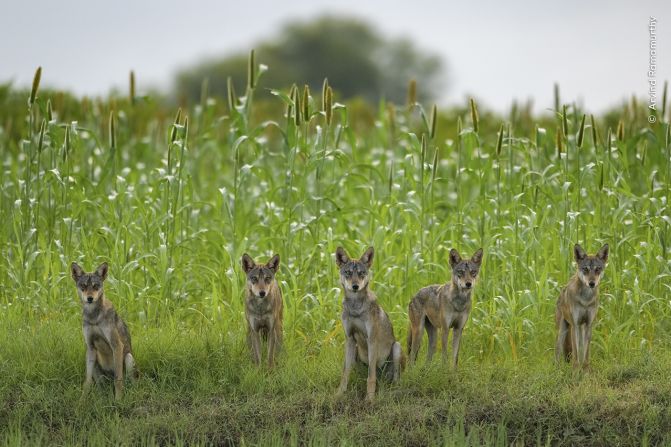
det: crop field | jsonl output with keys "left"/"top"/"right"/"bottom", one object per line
{"left": 1, "top": 63, "right": 671, "bottom": 445}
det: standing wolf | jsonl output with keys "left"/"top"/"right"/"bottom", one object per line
{"left": 334, "top": 246, "right": 403, "bottom": 402}
{"left": 71, "top": 262, "right": 137, "bottom": 400}
{"left": 407, "top": 248, "right": 483, "bottom": 368}
{"left": 241, "top": 253, "right": 283, "bottom": 367}
{"left": 555, "top": 243, "right": 609, "bottom": 369}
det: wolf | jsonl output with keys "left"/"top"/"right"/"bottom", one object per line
{"left": 407, "top": 248, "right": 483, "bottom": 368}
{"left": 71, "top": 262, "right": 137, "bottom": 400}
{"left": 555, "top": 243, "right": 609, "bottom": 369}
{"left": 241, "top": 253, "right": 283, "bottom": 367}
{"left": 334, "top": 246, "right": 403, "bottom": 402}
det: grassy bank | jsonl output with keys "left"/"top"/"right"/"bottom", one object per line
{"left": 2, "top": 318, "right": 671, "bottom": 446}
{"left": 1, "top": 64, "right": 670, "bottom": 445}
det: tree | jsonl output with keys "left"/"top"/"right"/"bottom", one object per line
{"left": 175, "top": 16, "right": 444, "bottom": 104}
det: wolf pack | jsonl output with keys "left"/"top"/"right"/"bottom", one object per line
{"left": 71, "top": 242, "right": 608, "bottom": 401}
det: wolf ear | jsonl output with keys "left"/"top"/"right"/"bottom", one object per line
{"left": 266, "top": 254, "right": 280, "bottom": 273}
{"left": 71, "top": 263, "right": 84, "bottom": 281}
{"left": 95, "top": 262, "right": 109, "bottom": 281}
{"left": 596, "top": 243, "right": 609, "bottom": 263}
{"left": 471, "top": 248, "right": 483, "bottom": 265}
{"left": 241, "top": 254, "right": 255, "bottom": 274}
{"left": 574, "top": 244, "right": 587, "bottom": 262}
{"left": 335, "top": 247, "right": 350, "bottom": 267}
{"left": 360, "top": 246, "right": 374, "bottom": 268}
{"left": 449, "top": 249, "right": 462, "bottom": 268}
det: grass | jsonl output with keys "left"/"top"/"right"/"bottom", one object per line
{"left": 0, "top": 61, "right": 670, "bottom": 445}
{"left": 4, "top": 318, "right": 671, "bottom": 445}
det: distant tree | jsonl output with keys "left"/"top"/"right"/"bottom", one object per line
{"left": 175, "top": 16, "right": 444, "bottom": 104}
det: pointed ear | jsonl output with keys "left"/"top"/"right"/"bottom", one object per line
{"left": 335, "top": 247, "right": 350, "bottom": 268}
{"left": 449, "top": 249, "right": 462, "bottom": 268}
{"left": 360, "top": 246, "right": 374, "bottom": 268}
{"left": 597, "top": 243, "right": 609, "bottom": 263}
{"left": 71, "top": 262, "right": 84, "bottom": 281}
{"left": 574, "top": 244, "right": 587, "bottom": 263}
{"left": 471, "top": 248, "right": 483, "bottom": 265}
{"left": 95, "top": 262, "right": 108, "bottom": 281}
{"left": 241, "top": 254, "right": 255, "bottom": 274}
{"left": 266, "top": 254, "right": 280, "bottom": 273}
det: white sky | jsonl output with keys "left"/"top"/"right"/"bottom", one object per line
{"left": 1, "top": 0, "right": 669, "bottom": 113}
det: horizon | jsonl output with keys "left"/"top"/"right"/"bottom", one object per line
{"left": 1, "top": 0, "right": 669, "bottom": 114}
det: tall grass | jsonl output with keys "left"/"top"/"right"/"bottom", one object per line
{"left": 1, "top": 62, "right": 670, "bottom": 445}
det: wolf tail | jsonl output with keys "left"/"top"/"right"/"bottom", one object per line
{"left": 125, "top": 353, "right": 140, "bottom": 380}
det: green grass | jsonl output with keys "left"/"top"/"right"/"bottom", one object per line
{"left": 1, "top": 64, "right": 670, "bottom": 445}
{"left": 4, "top": 318, "right": 671, "bottom": 446}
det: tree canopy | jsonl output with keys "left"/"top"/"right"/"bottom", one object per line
{"left": 175, "top": 16, "right": 445, "bottom": 104}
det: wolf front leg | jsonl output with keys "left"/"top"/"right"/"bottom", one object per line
{"left": 571, "top": 322, "right": 582, "bottom": 369}
{"left": 555, "top": 318, "right": 569, "bottom": 363}
{"left": 267, "top": 325, "right": 277, "bottom": 368}
{"left": 425, "top": 322, "right": 438, "bottom": 363}
{"left": 583, "top": 309, "right": 597, "bottom": 369}
{"left": 366, "top": 345, "right": 378, "bottom": 402}
{"left": 82, "top": 346, "right": 96, "bottom": 395}
{"left": 441, "top": 326, "right": 449, "bottom": 364}
{"left": 248, "top": 328, "right": 262, "bottom": 365}
{"left": 451, "top": 326, "right": 464, "bottom": 369}
{"left": 110, "top": 336, "right": 125, "bottom": 400}
{"left": 336, "top": 336, "right": 356, "bottom": 398}
{"left": 582, "top": 323, "right": 592, "bottom": 369}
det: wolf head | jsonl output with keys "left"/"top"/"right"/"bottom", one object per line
{"left": 335, "top": 246, "right": 374, "bottom": 294}
{"left": 242, "top": 253, "right": 280, "bottom": 298}
{"left": 449, "top": 248, "right": 483, "bottom": 291}
{"left": 574, "top": 244, "right": 609, "bottom": 289}
{"left": 71, "top": 262, "right": 108, "bottom": 306}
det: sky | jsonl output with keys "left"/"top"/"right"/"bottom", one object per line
{"left": 1, "top": 0, "right": 669, "bottom": 114}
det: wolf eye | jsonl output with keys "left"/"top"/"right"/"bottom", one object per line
{"left": 251, "top": 276, "right": 258, "bottom": 283}
{"left": 457, "top": 270, "right": 465, "bottom": 277}
{"left": 80, "top": 284, "right": 86, "bottom": 290}
{"left": 264, "top": 276, "right": 271, "bottom": 282}
{"left": 344, "top": 270, "right": 352, "bottom": 277}
{"left": 92, "top": 284, "right": 99, "bottom": 290}
{"left": 470, "top": 270, "right": 478, "bottom": 276}
{"left": 595, "top": 267, "right": 601, "bottom": 274}
{"left": 582, "top": 267, "right": 589, "bottom": 274}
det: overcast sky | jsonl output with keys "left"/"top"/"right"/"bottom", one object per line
{"left": 1, "top": 0, "right": 669, "bottom": 113}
